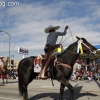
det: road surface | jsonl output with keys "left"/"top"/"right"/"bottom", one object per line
{"left": 0, "top": 79, "right": 100, "bottom": 100}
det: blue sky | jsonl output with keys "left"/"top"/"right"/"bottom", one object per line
{"left": 0, "top": 0, "right": 100, "bottom": 60}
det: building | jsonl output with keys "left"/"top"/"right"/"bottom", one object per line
{"left": 94, "top": 45, "right": 100, "bottom": 65}
{"left": 2, "top": 57, "right": 20, "bottom": 69}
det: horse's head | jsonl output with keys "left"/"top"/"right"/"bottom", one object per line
{"left": 76, "top": 36, "right": 97, "bottom": 55}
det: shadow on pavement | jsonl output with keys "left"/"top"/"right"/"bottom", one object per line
{"left": 8, "top": 80, "right": 18, "bottom": 83}
{"left": 0, "top": 84, "right": 5, "bottom": 86}
{"left": 95, "top": 80, "right": 100, "bottom": 88}
{"left": 29, "top": 84, "right": 98, "bottom": 100}
{"left": 0, "top": 80, "right": 18, "bottom": 86}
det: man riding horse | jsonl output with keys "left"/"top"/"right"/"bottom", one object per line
{"left": 0, "top": 56, "right": 8, "bottom": 84}
{"left": 39, "top": 25, "right": 69, "bottom": 78}
{"left": 0, "top": 56, "right": 5, "bottom": 71}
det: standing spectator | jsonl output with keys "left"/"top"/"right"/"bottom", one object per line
{"left": 97, "top": 68, "right": 100, "bottom": 81}
{"left": 11, "top": 69, "right": 14, "bottom": 79}
{"left": 90, "top": 65, "right": 94, "bottom": 72}
{"left": 72, "top": 59, "right": 81, "bottom": 81}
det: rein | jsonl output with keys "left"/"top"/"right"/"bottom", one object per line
{"left": 56, "top": 49, "right": 77, "bottom": 70}
{"left": 57, "top": 62, "right": 72, "bottom": 70}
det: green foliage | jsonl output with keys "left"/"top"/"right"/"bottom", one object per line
{"left": 79, "top": 50, "right": 100, "bottom": 60}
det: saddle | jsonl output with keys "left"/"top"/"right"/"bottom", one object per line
{"left": 34, "top": 54, "right": 45, "bottom": 73}
{"left": 34, "top": 54, "right": 55, "bottom": 73}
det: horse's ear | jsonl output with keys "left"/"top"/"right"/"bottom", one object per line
{"left": 76, "top": 36, "right": 80, "bottom": 40}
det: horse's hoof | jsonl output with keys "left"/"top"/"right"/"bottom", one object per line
{"left": 69, "top": 98, "right": 74, "bottom": 100}
{"left": 69, "top": 98, "right": 75, "bottom": 100}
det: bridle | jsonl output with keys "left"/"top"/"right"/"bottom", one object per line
{"left": 61, "top": 39, "right": 96, "bottom": 55}
{"left": 77, "top": 39, "right": 96, "bottom": 55}
{"left": 56, "top": 39, "right": 96, "bottom": 70}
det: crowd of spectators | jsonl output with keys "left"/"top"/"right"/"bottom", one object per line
{"left": 7, "top": 69, "right": 18, "bottom": 79}
{"left": 71, "top": 59, "right": 100, "bottom": 82}
{"left": 1, "top": 57, "right": 100, "bottom": 81}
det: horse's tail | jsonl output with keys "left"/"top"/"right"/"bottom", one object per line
{"left": 18, "top": 60, "right": 24, "bottom": 96}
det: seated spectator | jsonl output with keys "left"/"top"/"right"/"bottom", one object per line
{"left": 76, "top": 70, "right": 82, "bottom": 80}
{"left": 87, "top": 71, "right": 92, "bottom": 80}
{"left": 90, "top": 72, "right": 96, "bottom": 81}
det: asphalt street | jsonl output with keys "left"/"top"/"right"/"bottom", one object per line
{"left": 0, "top": 79, "right": 100, "bottom": 100}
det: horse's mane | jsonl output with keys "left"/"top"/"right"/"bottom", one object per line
{"left": 57, "top": 41, "right": 78, "bottom": 57}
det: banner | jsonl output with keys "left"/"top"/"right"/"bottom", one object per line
{"left": 18, "top": 47, "right": 28, "bottom": 55}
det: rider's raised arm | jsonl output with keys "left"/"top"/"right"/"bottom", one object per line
{"left": 56, "top": 30, "right": 67, "bottom": 36}
{"left": 57, "top": 26, "right": 69, "bottom": 36}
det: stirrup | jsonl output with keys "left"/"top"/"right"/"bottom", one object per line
{"left": 38, "top": 72, "right": 44, "bottom": 78}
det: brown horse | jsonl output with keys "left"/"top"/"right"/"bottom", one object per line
{"left": 0, "top": 60, "right": 8, "bottom": 84}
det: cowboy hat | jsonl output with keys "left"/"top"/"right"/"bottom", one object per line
{"left": 0, "top": 56, "right": 5, "bottom": 58}
{"left": 44, "top": 25, "right": 60, "bottom": 33}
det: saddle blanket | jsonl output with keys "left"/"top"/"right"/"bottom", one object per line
{"left": 34, "top": 54, "right": 56, "bottom": 73}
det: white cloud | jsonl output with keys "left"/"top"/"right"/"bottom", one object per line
{"left": 0, "top": 0, "right": 100, "bottom": 60}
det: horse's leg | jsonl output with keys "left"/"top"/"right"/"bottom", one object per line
{"left": 59, "top": 83, "right": 65, "bottom": 100}
{"left": 68, "top": 82, "right": 74, "bottom": 100}
{"left": 2, "top": 78, "right": 4, "bottom": 84}
{"left": 2, "top": 75, "right": 4, "bottom": 84}
{"left": 6, "top": 74, "right": 8, "bottom": 84}
{"left": 22, "top": 74, "right": 30, "bottom": 100}
{"left": 59, "top": 77, "right": 74, "bottom": 100}
{"left": 23, "top": 85, "right": 28, "bottom": 100}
